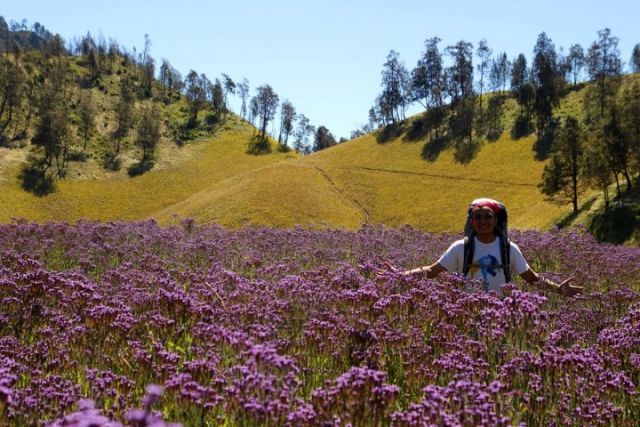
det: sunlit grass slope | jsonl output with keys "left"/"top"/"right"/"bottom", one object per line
{"left": 154, "top": 161, "right": 364, "bottom": 228}
{"left": 157, "top": 127, "right": 578, "bottom": 231}
{"left": 6, "top": 77, "right": 626, "bottom": 231}
{"left": 0, "top": 117, "right": 296, "bottom": 222}
{"left": 303, "top": 132, "right": 575, "bottom": 231}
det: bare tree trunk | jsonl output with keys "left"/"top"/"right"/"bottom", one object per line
{"left": 622, "top": 167, "right": 633, "bottom": 192}
{"left": 613, "top": 171, "right": 621, "bottom": 200}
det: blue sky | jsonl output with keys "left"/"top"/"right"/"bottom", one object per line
{"left": 3, "top": 0, "right": 639, "bottom": 139}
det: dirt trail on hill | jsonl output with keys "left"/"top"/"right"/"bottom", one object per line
{"left": 310, "top": 163, "right": 371, "bottom": 223}
{"left": 352, "top": 166, "right": 537, "bottom": 187}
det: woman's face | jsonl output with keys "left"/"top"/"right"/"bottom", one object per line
{"left": 471, "top": 207, "right": 497, "bottom": 236}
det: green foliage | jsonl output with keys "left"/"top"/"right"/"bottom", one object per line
{"left": 532, "top": 32, "right": 564, "bottom": 156}
{"left": 484, "top": 95, "right": 505, "bottom": 141}
{"left": 30, "top": 58, "right": 72, "bottom": 178}
{"left": 246, "top": 134, "right": 272, "bottom": 155}
{"left": 313, "top": 125, "right": 337, "bottom": 151}
{"left": 101, "top": 151, "right": 121, "bottom": 171}
{"left": 253, "top": 84, "right": 279, "bottom": 141}
{"left": 376, "top": 50, "right": 410, "bottom": 124}
{"left": 76, "top": 89, "right": 96, "bottom": 150}
{"left": 113, "top": 76, "right": 136, "bottom": 147}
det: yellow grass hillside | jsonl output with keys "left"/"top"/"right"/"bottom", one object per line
{"left": 156, "top": 127, "right": 581, "bottom": 231}
{"left": 0, "top": 111, "right": 586, "bottom": 232}
{"left": 0, "top": 117, "right": 296, "bottom": 223}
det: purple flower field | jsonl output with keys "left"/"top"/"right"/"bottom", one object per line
{"left": 1, "top": 219, "right": 639, "bottom": 426}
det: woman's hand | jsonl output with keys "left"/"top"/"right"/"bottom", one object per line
{"left": 557, "top": 277, "right": 583, "bottom": 297}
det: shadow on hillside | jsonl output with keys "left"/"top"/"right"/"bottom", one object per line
{"left": 403, "top": 112, "right": 431, "bottom": 142}
{"left": 511, "top": 115, "right": 535, "bottom": 140}
{"left": 376, "top": 122, "right": 406, "bottom": 144}
{"left": 532, "top": 120, "right": 558, "bottom": 160}
{"left": 586, "top": 184, "right": 640, "bottom": 243}
{"left": 421, "top": 135, "right": 450, "bottom": 162}
{"left": 555, "top": 196, "right": 599, "bottom": 229}
{"left": 406, "top": 107, "right": 447, "bottom": 143}
{"left": 453, "top": 139, "right": 481, "bottom": 164}
{"left": 18, "top": 163, "right": 56, "bottom": 196}
{"left": 589, "top": 204, "right": 640, "bottom": 244}
{"left": 127, "top": 159, "right": 155, "bottom": 177}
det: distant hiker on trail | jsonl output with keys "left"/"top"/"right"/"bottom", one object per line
{"left": 386, "top": 198, "right": 583, "bottom": 298}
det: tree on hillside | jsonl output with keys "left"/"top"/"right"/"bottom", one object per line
{"left": 79, "top": 32, "right": 101, "bottom": 83}
{"left": 0, "top": 17, "right": 8, "bottom": 53}
{"left": 586, "top": 28, "right": 622, "bottom": 118}
{"left": 492, "top": 52, "right": 510, "bottom": 94}
{"left": 476, "top": 39, "right": 492, "bottom": 114}
{"left": 620, "top": 81, "right": 640, "bottom": 187}
{"left": 31, "top": 59, "right": 72, "bottom": 176}
{"left": 113, "top": 76, "right": 136, "bottom": 155}
{"left": 313, "top": 125, "right": 336, "bottom": 152}
{"left": 138, "top": 34, "right": 155, "bottom": 98}
{"left": 106, "top": 38, "right": 120, "bottom": 70}
{"left": 237, "top": 78, "right": 250, "bottom": 119}
{"left": 248, "top": 96, "right": 259, "bottom": 127}
{"left": 446, "top": 41, "right": 474, "bottom": 105}
{"left": 208, "top": 78, "right": 224, "bottom": 118}
{"left": 566, "top": 44, "right": 585, "bottom": 85}
{"left": 631, "top": 44, "right": 640, "bottom": 73}
{"left": 532, "top": 32, "right": 563, "bottom": 157}
{"left": 485, "top": 95, "right": 505, "bottom": 141}
{"left": 446, "top": 41, "right": 474, "bottom": 145}
{"left": 293, "top": 114, "right": 314, "bottom": 154}
{"left": 510, "top": 54, "right": 528, "bottom": 93}
{"left": 378, "top": 50, "right": 409, "bottom": 123}
{"left": 135, "top": 104, "right": 161, "bottom": 163}
{"left": 582, "top": 138, "right": 612, "bottom": 209}
{"left": 602, "top": 106, "right": 634, "bottom": 193}
{"left": 539, "top": 116, "right": 584, "bottom": 213}
{"left": 556, "top": 47, "right": 572, "bottom": 85}
{"left": 158, "top": 59, "right": 182, "bottom": 98}
{"left": 410, "top": 37, "right": 445, "bottom": 111}
{"left": 278, "top": 100, "right": 296, "bottom": 148}
{"left": 15, "top": 70, "right": 38, "bottom": 141}
{"left": 184, "top": 70, "right": 208, "bottom": 127}
{"left": 0, "top": 55, "right": 25, "bottom": 140}
{"left": 253, "top": 84, "right": 279, "bottom": 141}
{"left": 510, "top": 54, "right": 535, "bottom": 137}
{"left": 221, "top": 73, "right": 236, "bottom": 112}
{"left": 77, "top": 90, "right": 96, "bottom": 151}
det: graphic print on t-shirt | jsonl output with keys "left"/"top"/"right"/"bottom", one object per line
{"left": 470, "top": 254, "right": 501, "bottom": 291}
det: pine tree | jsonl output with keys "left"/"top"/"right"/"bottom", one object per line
{"left": 539, "top": 116, "right": 584, "bottom": 213}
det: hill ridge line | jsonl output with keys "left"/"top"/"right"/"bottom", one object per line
{"left": 351, "top": 166, "right": 537, "bottom": 187}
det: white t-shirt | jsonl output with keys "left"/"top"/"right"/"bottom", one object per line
{"left": 437, "top": 237, "right": 529, "bottom": 296}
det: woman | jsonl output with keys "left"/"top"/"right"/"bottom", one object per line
{"left": 398, "top": 198, "right": 582, "bottom": 297}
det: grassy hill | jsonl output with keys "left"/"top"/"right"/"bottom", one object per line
{"left": 0, "top": 96, "right": 601, "bottom": 233}
{"left": 0, "top": 116, "right": 297, "bottom": 222}
{"left": 154, "top": 128, "right": 578, "bottom": 232}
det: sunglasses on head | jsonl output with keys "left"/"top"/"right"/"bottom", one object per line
{"left": 471, "top": 212, "right": 495, "bottom": 220}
